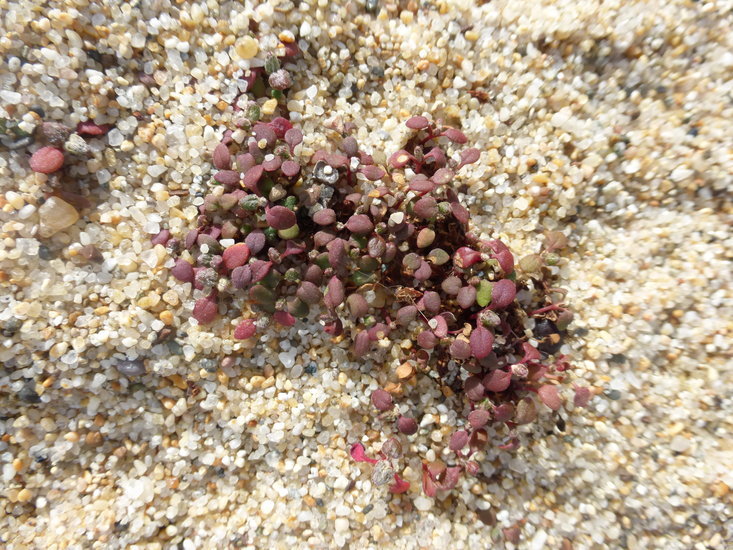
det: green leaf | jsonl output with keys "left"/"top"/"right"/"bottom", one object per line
{"left": 476, "top": 280, "right": 493, "bottom": 307}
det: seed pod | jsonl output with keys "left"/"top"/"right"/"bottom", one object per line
{"left": 371, "top": 388, "right": 393, "bottom": 411}
{"left": 397, "top": 416, "right": 418, "bottom": 435}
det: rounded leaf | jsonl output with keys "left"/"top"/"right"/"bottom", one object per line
{"left": 397, "top": 416, "right": 418, "bottom": 435}
{"left": 193, "top": 295, "right": 218, "bottom": 325}
{"left": 574, "top": 386, "right": 591, "bottom": 408}
{"left": 456, "top": 285, "right": 476, "bottom": 309}
{"left": 458, "top": 147, "right": 480, "bottom": 168}
{"left": 213, "top": 143, "right": 231, "bottom": 170}
{"left": 231, "top": 265, "right": 252, "bottom": 289}
{"left": 441, "top": 276, "right": 462, "bottom": 295}
{"left": 171, "top": 259, "right": 194, "bottom": 283}
{"left": 449, "top": 337, "right": 471, "bottom": 360}
{"left": 324, "top": 276, "right": 345, "bottom": 309}
{"left": 396, "top": 305, "right": 417, "bottom": 326}
{"left": 489, "top": 279, "right": 516, "bottom": 309}
{"left": 421, "top": 291, "right": 441, "bottom": 313}
{"left": 346, "top": 293, "right": 369, "bottom": 318}
{"left": 406, "top": 115, "right": 430, "bottom": 129}
{"left": 441, "top": 127, "right": 467, "bottom": 144}
{"left": 413, "top": 196, "right": 437, "bottom": 219}
{"left": 244, "top": 230, "right": 266, "bottom": 255}
{"left": 371, "top": 388, "right": 393, "bottom": 411}
{"left": 353, "top": 329, "right": 371, "bottom": 356}
{"left": 296, "top": 281, "right": 322, "bottom": 305}
{"left": 515, "top": 397, "right": 537, "bottom": 424}
{"left": 222, "top": 243, "right": 251, "bottom": 270}
{"left": 281, "top": 160, "right": 300, "bottom": 177}
{"left": 233, "top": 319, "right": 256, "bottom": 340}
{"left": 360, "top": 165, "right": 385, "bottom": 181}
{"left": 273, "top": 311, "right": 296, "bottom": 327}
{"left": 468, "top": 409, "right": 491, "bottom": 429}
{"left": 345, "top": 214, "right": 374, "bottom": 235}
{"left": 29, "top": 146, "right": 64, "bottom": 174}
{"left": 266, "top": 205, "right": 296, "bottom": 230}
{"left": 538, "top": 384, "right": 562, "bottom": 410}
{"left": 482, "top": 369, "right": 511, "bottom": 392}
{"left": 448, "top": 430, "right": 469, "bottom": 451}
{"left": 313, "top": 208, "right": 336, "bottom": 226}
{"left": 417, "top": 330, "right": 437, "bottom": 349}
{"left": 470, "top": 326, "right": 494, "bottom": 359}
{"left": 464, "top": 376, "right": 485, "bottom": 401}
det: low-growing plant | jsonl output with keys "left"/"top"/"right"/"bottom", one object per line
{"left": 166, "top": 41, "right": 590, "bottom": 500}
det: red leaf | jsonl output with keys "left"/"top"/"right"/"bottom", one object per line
{"left": 422, "top": 466, "right": 438, "bottom": 497}
{"left": 222, "top": 243, "right": 251, "bottom": 270}
{"left": 438, "top": 466, "right": 462, "bottom": 491}
{"left": 388, "top": 473, "right": 410, "bottom": 494}
{"left": 458, "top": 147, "right": 480, "bottom": 169}
{"left": 538, "top": 384, "right": 562, "bottom": 410}
{"left": 76, "top": 120, "right": 111, "bottom": 136}
{"left": 489, "top": 279, "right": 516, "bottom": 309}
{"left": 406, "top": 115, "right": 430, "bottom": 129}
{"left": 273, "top": 311, "right": 296, "bottom": 327}
{"left": 574, "top": 386, "right": 591, "bottom": 407}
{"left": 371, "top": 388, "right": 393, "bottom": 411}
{"left": 482, "top": 369, "right": 511, "bottom": 392}
{"left": 521, "top": 342, "right": 541, "bottom": 363}
{"left": 470, "top": 325, "right": 494, "bottom": 359}
{"left": 266, "top": 205, "right": 296, "bottom": 230}
{"left": 250, "top": 260, "right": 273, "bottom": 283}
{"left": 233, "top": 319, "right": 256, "bottom": 340}
{"left": 193, "top": 295, "right": 218, "bottom": 325}
{"left": 441, "top": 127, "right": 467, "bottom": 144}
{"left": 350, "top": 442, "right": 378, "bottom": 464}
{"left": 359, "top": 165, "right": 386, "bottom": 181}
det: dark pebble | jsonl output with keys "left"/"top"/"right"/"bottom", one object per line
{"left": 1, "top": 317, "right": 21, "bottom": 337}
{"left": 38, "top": 244, "right": 53, "bottom": 260}
{"left": 116, "top": 358, "right": 146, "bottom": 377}
{"left": 200, "top": 358, "right": 218, "bottom": 373}
{"left": 304, "top": 362, "right": 317, "bottom": 375}
{"left": 605, "top": 389, "right": 622, "bottom": 400}
{"left": 18, "top": 381, "right": 41, "bottom": 403}
{"left": 534, "top": 318, "right": 563, "bottom": 354}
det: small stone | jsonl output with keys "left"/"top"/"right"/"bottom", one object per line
{"left": 17, "top": 488, "right": 32, "bottom": 503}
{"left": 29, "top": 146, "right": 64, "bottom": 173}
{"left": 38, "top": 197, "right": 79, "bottom": 238}
{"left": 64, "top": 133, "right": 90, "bottom": 155}
{"left": 17, "top": 381, "right": 41, "bottom": 404}
{"left": 261, "top": 98, "right": 278, "bottom": 116}
{"left": 234, "top": 36, "right": 259, "bottom": 60}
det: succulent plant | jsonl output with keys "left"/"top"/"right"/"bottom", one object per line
{"left": 169, "top": 48, "right": 590, "bottom": 499}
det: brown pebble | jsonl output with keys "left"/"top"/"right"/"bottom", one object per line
{"left": 85, "top": 432, "right": 103, "bottom": 447}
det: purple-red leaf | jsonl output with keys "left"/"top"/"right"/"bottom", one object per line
{"left": 456, "top": 286, "right": 477, "bottom": 309}
{"left": 359, "top": 164, "right": 386, "bottom": 181}
{"left": 388, "top": 474, "right": 410, "bottom": 494}
{"left": 273, "top": 311, "right": 296, "bottom": 327}
{"left": 171, "top": 259, "right": 194, "bottom": 283}
{"left": 458, "top": 148, "right": 480, "bottom": 169}
{"left": 406, "top": 115, "right": 430, "bottom": 129}
{"left": 482, "top": 369, "right": 512, "bottom": 392}
{"left": 397, "top": 416, "right": 418, "bottom": 435}
{"left": 345, "top": 214, "right": 374, "bottom": 235}
{"left": 193, "top": 295, "right": 218, "bottom": 325}
{"left": 449, "top": 337, "right": 471, "bottom": 360}
{"left": 489, "top": 279, "right": 516, "bottom": 309}
{"left": 222, "top": 243, "right": 251, "bottom": 270}
{"left": 213, "top": 143, "right": 231, "bottom": 170}
{"left": 449, "top": 430, "right": 469, "bottom": 451}
{"left": 353, "top": 330, "right": 371, "bottom": 356}
{"left": 468, "top": 409, "right": 491, "bottom": 429}
{"left": 281, "top": 159, "right": 300, "bottom": 177}
{"left": 417, "top": 330, "right": 437, "bottom": 349}
{"left": 574, "top": 386, "right": 591, "bottom": 407}
{"left": 350, "top": 442, "right": 378, "bottom": 464}
{"left": 371, "top": 388, "right": 393, "bottom": 411}
{"left": 464, "top": 376, "right": 485, "bottom": 401}
{"left": 441, "top": 127, "right": 467, "bottom": 144}
{"left": 470, "top": 326, "right": 494, "bottom": 359}
{"left": 250, "top": 260, "right": 273, "bottom": 283}
{"left": 313, "top": 208, "right": 336, "bottom": 226}
{"left": 538, "top": 384, "right": 562, "bottom": 410}
{"left": 243, "top": 165, "right": 264, "bottom": 193}
{"left": 233, "top": 319, "right": 256, "bottom": 340}
{"left": 266, "top": 205, "right": 296, "bottom": 230}
{"left": 245, "top": 230, "right": 266, "bottom": 255}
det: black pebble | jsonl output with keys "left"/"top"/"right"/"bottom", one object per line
{"left": 533, "top": 318, "right": 563, "bottom": 354}
{"left": 38, "top": 244, "right": 53, "bottom": 260}
{"left": 18, "top": 381, "right": 41, "bottom": 404}
{"left": 304, "top": 362, "right": 317, "bottom": 375}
